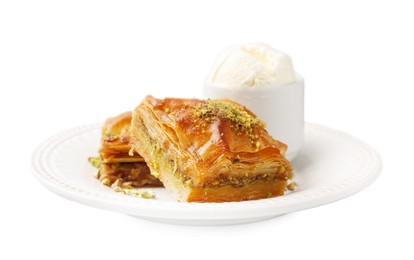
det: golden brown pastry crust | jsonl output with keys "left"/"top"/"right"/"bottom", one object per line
{"left": 100, "top": 111, "right": 142, "bottom": 162}
{"left": 130, "top": 96, "right": 293, "bottom": 202}
{"left": 97, "top": 111, "right": 162, "bottom": 188}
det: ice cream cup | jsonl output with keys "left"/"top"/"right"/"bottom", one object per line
{"left": 203, "top": 73, "right": 304, "bottom": 161}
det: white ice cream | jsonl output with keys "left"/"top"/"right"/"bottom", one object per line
{"left": 204, "top": 43, "right": 304, "bottom": 160}
{"left": 207, "top": 43, "right": 296, "bottom": 88}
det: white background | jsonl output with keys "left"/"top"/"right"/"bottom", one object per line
{"left": 1, "top": 0, "right": 413, "bottom": 259}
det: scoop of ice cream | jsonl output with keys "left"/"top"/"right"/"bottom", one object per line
{"left": 207, "top": 43, "right": 296, "bottom": 88}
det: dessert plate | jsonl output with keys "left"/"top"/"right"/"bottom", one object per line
{"left": 31, "top": 123, "right": 381, "bottom": 225}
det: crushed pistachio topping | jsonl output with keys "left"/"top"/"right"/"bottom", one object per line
{"left": 194, "top": 99, "right": 265, "bottom": 130}
{"left": 111, "top": 179, "right": 156, "bottom": 199}
{"left": 194, "top": 99, "right": 265, "bottom": 144}
{"left": 88, "top": 157, "right": 101, "bottom": 168}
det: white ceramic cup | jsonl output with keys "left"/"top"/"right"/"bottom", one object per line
{"left": 203, "top": 73, "right": 304, "bottom": 161}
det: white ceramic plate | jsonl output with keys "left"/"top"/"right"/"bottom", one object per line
{"left": 32, "top": 123, "right": 381, "bottom": 225}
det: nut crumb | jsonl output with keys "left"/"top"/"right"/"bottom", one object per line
{"left": 100, "top": 178, "right": 111, "bottom": 186}
{"left": 111, "top": 179, "right": 156, "bottom": 199}
{"left": 150, "top": 171, "right": 160, "bottom": 178}
{"left": 287, "top": 182, "right": 297, "bottom": 191}
{"left": 93, "top": 169, "right": 100, "bottom": 179}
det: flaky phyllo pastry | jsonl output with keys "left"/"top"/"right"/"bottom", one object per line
{"left": 129, "top": 96, "right": 293, "bottom": 202}
{"left": 89, "top": 112, "right": 162, "bottom": 189}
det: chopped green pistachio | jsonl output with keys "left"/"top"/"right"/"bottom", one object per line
{"left": 151, "top": 171, "right": 160, "bottom": 178}
{"left": 93, "top": 169, "right": 100, "bottom": 179}
{"left": 152, "top": 162, "right": 159, "bottom": 170}
{"left": 88, "top": 157, "right": 101, "bottom": 168}
{"left": 138, "top": 190, "right": 156, "bottom": 199}
{"left": 287, "top": 182, "right": 297, "bottom": 191}
{"left": 111, "top": 178, "right": 122, "bottom": 188}
{"left": 110, "top": 179, "right": 156, "bottom": 199}
{"left": 194, "top": 99, "right": 265, "bottom": 131}
{"left": 113, "top": 186, "right": 126, "bottom": 194}
{"left": 122, "top": 188, "right": 156, "bottom": 199}
{"left": 122, "top": 182, "right": 133, "bottom": 189}
{"left": 193, "top": 99, "right": 266, "bottom": 144}
{"left": 100, "top": 178, "right": 111, "bottom": 186}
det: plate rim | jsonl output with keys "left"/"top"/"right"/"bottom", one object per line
{"left": 31, "top": 122, "right": 382, "bottom": 222}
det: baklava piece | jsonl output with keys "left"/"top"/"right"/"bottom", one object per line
{"left": 89, "top": 111, "right": 162, "bottom": 188}
{"left": 129, "top": 96, "right": 293, "bottom": 202}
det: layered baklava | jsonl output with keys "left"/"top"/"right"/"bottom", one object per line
{"left": 89, "top": 111, "right": 162, "bottom": 189}
{"left": 129, "top": 96, "right": 293, "bottom": 202}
